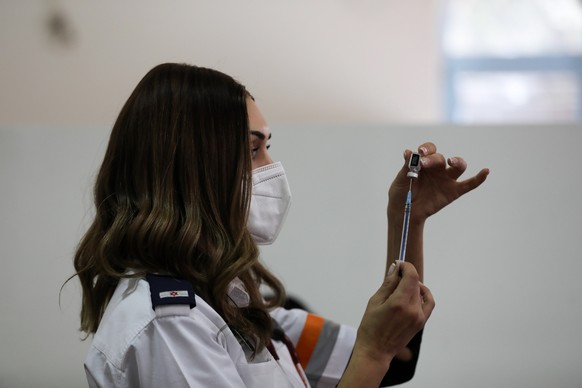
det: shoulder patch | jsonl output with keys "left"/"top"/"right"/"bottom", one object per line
{"left": 145, "top": 274, "right": 196, "bottom": 310}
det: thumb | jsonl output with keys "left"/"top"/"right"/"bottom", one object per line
{"left": 376, "top": 261, "right": 401, "bottom": 300}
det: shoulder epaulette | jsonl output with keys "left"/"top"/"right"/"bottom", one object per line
{"left": 145, "top": 274, "right": 196, "bottom": 311}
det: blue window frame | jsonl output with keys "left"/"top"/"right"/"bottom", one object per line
{"left": 442, "top": 0, "right": 582, "bottom": 123}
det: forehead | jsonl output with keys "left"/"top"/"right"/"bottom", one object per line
{"left": 247, "top": 97, "right": 269, "bottom": 136}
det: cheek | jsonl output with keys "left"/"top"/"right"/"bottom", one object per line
{"left": 251, "top": 150, "right": 274, "bottom": 170}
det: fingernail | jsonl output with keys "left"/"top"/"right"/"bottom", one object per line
{"left": 387, "top": 263, "right": 396, "bottom": 276}
{"left": 449, "top": 157, "right": 457, "bottom": 166}
{"left": 420, "top": 147, "right": 428, "bottom": 155}
{"left": 421, "top": 157, "right": 429, "bottom": 167}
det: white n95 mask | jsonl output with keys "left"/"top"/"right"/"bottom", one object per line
{"left": 247, "top": 161, "right": 292, "bottom": 245}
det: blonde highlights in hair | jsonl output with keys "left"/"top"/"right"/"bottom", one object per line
{"left": 73, "top": 63, "right": 285, "bottom": 352}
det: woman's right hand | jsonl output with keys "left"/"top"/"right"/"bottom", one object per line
{"left": 338, "top": 262, "right": 434, "bottom": 387}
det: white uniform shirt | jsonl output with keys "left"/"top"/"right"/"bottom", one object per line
{"left": 84, "top": 277, "right": 356, "bottom": 387}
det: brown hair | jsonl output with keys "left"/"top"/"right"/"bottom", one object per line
{"left": 73, "top": 63, "right": 285, "bottom": 352}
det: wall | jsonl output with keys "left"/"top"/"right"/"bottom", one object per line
{"left": 1, "top": 124, "right": 581, "bottom": 387}
{"left": 0, "top": 0, "right": 441, "bottom": 127}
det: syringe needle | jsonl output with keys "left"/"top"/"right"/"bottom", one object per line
{"left": 398, "top": 179, "right": 413, "bottom": 262}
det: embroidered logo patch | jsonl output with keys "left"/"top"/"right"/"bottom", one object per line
{"left": 146, "top": 274, "right": 196, "bottom": 310}
{"left": 159, "top": 290, "right": 189, "bottom": 299}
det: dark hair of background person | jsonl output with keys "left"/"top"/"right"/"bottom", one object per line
{"left": 72, "top": 63, "right": 285, "bottom": 353}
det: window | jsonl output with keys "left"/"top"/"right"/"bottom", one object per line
{"left": 443, "top": 0, "right": 582, "bottom": 123}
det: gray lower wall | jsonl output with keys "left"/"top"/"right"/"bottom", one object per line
{"left": 1, "top": 124, "right": 580, "bottom": 387}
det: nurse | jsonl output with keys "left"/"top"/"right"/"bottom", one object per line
{"left": 74, "top": 63, "right": 488, "bottom": 387}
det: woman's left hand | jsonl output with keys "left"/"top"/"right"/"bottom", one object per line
{"left": 388, "top": 142, "right": 489, "bottom": 224}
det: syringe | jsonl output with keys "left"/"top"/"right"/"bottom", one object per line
{"left": 398, "top": 179, "right": 413, "bottom": 263}
{"left": 397, "top": 152, "right": 421, "bottom": 263}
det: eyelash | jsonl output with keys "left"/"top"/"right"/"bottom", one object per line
{"left": 252, "top": 144, "right": 271, "bottom": 153}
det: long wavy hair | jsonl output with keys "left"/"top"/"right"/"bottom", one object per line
{"left": 73, "top": 63, "right": 285, "bottom": 352}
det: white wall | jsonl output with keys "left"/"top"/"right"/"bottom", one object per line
{"left": 1, "top": 124, "right": 581, "bottom": 387}
{"left": 0, "top": 0, "right": 441, "bottom": 127}
{"left": 262, "top": 124, "right": 582, "bottom": 387}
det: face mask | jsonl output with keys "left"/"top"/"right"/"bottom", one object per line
{"left": 247, "top": 161, "right": 292, "bottom": 245}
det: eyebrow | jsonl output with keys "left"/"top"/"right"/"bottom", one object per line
{"left": 250, "top": 130, "right": 272, "bottom": 140}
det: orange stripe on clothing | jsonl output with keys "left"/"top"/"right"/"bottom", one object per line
{"left": 295, "top": 313, "right": 325, "bottom": 369}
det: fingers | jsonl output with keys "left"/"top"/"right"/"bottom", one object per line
{"left": 420, "top": 153, "right": 446, "bottom": 170}
{"left": 402, "top": 143, "right": 489, "bottom": 194}
{"left": 396, "top": 265, "right": 434, "bottom": 329}
{"left": 418, "top": 142, "right": 436, "bottom": 156}
{"left": 403, "top": 145, "right": 446, "bottom": 171}
{"left": 419, "top": 282, "right": 435, "bottom": 319}
{"left": 375, "top": 262, "right": 432, "bottom": 334}
{"left": 392, "top": 263, "right": 433, "bottom": 313}
{"left": 445, "top": 156, "right": 468, "bottom": 180}
{"left": 410, "top": 143, "right": 489, "bottom": 186}
{"left": 442, "top": 156, "right": 490, "bottom": 195}
{"left": 390, "top": 262, "right": 421, "bottom": 300}
{"left": 403, "top": 142, "right": 437, "bottom": 162}
{"left": 376, "top": 261, "right": 420, "bottom": 302}
{"left": 459, "top": 167, "right": 490, "bottom": 195}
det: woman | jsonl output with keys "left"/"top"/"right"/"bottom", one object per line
{"left": 74, "top": 63, "right": 488, "bottom": 387}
